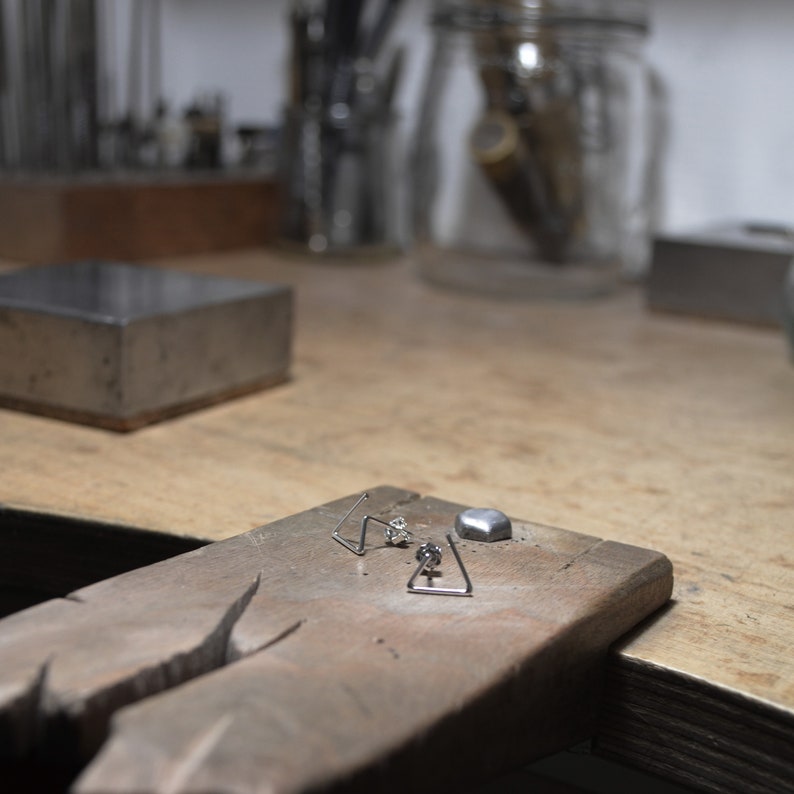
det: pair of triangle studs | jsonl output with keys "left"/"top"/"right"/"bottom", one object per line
{"left": 331, "top": 492, "right": 473, "bottom": 597}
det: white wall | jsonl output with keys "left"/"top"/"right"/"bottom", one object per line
{"left": 149, "top": 0, "right": 794, "bottom": 234}
{"left": 160, "top": 0, "right": 288, "bottom": 124}
{"left": 644, "top": 0, "right": 794, "bottom": 231}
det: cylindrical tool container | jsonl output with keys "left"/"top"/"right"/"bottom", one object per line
{"left": 278, "top": 106, "right": 400, "bottom": 256}
{"left": 412, "top": 0, "right": 651, "bottom": 297}
{"left": 277, "top": 0, "right": 404, "bottom": 258}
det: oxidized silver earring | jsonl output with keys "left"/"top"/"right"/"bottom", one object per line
{"left": 406, "top": 532, "right": 473, "bottom": 597}
{"left": 332, "top": 492, "right": 412, "bottom": 556}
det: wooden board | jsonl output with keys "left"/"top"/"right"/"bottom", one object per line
{"left": 0, "top": 487, "right": 672, "bottom": 793}
{"left": 0, "top": 174, "right": 278, "bottom": 263}
{"left": 0, "top": 249, "right": 792, "bottom": 791}
{"left": 597, "top": 654, "right": 794, "bottom": 793}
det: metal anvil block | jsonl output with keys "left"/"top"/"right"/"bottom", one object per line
{"left": 0, "top": 261, "right": 292, "bottom": 430}
{"left": 648, "top": 222, "right": 793, "bottom": 327}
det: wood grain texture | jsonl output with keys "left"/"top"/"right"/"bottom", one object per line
{"left": 597, "top": 655, "right": 794, "bottom": 793}
{"left": 0, "top": 487, "right": 672, "bottom": 792}
{"left": 0, "top": 250, "right": 792, "bottom": 787}
{"left": 0, "top": 175, "right": 278, "bottom": 263}
{"left": 0, "top": 568, "right": 259, "bottom": 761}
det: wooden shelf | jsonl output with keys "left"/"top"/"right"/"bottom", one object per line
{"left": 0, "top": 172, "right": 279, "bottom": 263}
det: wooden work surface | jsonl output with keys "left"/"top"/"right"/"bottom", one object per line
{"left": 1, "top": 250, "right": 793, "bottom": 790}
{"left": 1, "top": 487, "right": 672, "bottom": 792}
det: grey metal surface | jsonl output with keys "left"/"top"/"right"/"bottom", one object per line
{"left": 647, "top": 222, "right": 793, "bottom": 327}
{"left": 0, "top": 261, "right": 292, "bottom": 429}
{"left": 0, "top": 260, "right": 280, "bottom": 320}
{"left": 454, "top": 507, "right": 512, "bottom": 543}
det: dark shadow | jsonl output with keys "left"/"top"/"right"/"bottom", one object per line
{"left": 0, "top": 507, "right": 207, "bottom": 618}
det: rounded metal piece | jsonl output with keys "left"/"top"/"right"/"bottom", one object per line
{"left": 454, "top": 508, "right": 512, "bottom": 543}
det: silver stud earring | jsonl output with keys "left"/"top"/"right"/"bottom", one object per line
{"left": 332, "top": 492, "right": 412, "bottom": 556}
{"left": 406, "top": 533, "right": 473, "bottom": 597}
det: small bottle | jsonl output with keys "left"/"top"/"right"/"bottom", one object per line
{"left": 411, "top": 0, "right": 651, "bottom": 298}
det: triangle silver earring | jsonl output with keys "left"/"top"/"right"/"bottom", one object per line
{"left": 406, "top": 533, "right": 473, "bottom": 597}
{"left": 331, "top": 492, "right": 412, "bottom": 556}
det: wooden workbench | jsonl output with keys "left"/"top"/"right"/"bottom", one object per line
{"left": 1, "top": 250, "right": 792, "bottom": 791}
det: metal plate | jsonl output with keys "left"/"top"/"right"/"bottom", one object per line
{"left": 648, "top": 222, "right": 793, "bottom": 327}
{"left": 0, "top": 261, "right": 292, "bottom": 430}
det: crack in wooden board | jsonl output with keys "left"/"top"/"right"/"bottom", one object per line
{"left": 0, "top": 487, "right": 420, "bottom": 763}
{"left": 0, "top": 487, "right": 673, "bottom": 792}
{"left": 0, "top": 575, "right": 262, "bottom": 762}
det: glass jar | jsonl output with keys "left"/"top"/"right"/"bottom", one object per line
{"left": 411, "top": 0, "right": 651, "bottom": 298}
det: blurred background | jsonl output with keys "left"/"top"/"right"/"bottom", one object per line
{"left": 2, "top": 0, "right": 793, "bottom": 318}
{"left": 1, "top": 0, "right": 793, "bottom": 233}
